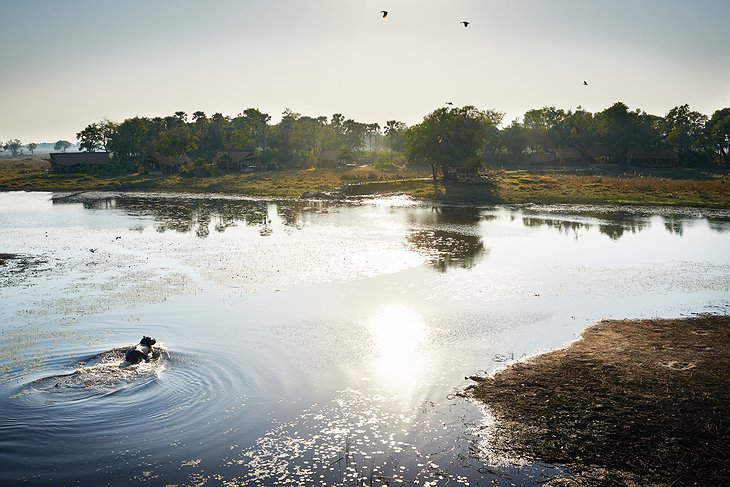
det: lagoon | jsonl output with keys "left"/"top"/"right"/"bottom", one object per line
{"left": 1, "top": 191, "right": 728, "bottom": 485}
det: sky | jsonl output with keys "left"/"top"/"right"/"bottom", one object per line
{"left": 1, "top": 0, "right": 729, "bottom": 143}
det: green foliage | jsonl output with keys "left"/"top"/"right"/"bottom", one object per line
{"left": 54, "top": 140, "right": 72, "bottom": 152}
{"left": 155, "top": 126, "right": 197, "bottom": 157}
{"left": 58, "top": 101, "right": 728, "bottom": 179}
{"left": 404, "top": 106, "right": 502, "bottom": 184}
{"left": 3, "top": 139, "right": 23, "bottom": 157}
{"left": 661, "top": 104, "right": 710, "bottom": 165}
{"left": 77, "top": 121, "right": 116, "bottom": 152}
{"left": 706, "top": 108, "right": 730, "bottom": 165}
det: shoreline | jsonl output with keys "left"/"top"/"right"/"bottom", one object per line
{"left": 2, "top": 161, "right": 730, "bottom": 208}
{"left": 467, "top": 315, "right": 730, "bottom": 486}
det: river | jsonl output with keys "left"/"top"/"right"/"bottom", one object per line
{"left": 1, "top": 191, "right": 728, "bottom": 486}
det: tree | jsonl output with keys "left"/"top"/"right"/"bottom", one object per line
{"left": 661, "top": 104, "right": 709, "bottom": 165}
{"left": 54, "top": 140, "right": 72, "bottom": 152}
{"left": 596, "top": 102, "right": 643, "bottom": 165}
{"left": 108, "top": 117, "right": 149, "bottom": 162}
{"left": 155, "top": 125, "right": 197, "bottom": 158}
{"left": 3, "top": 139, "right": 23, "bottom": 157}
{"left": 384, "top": 120, "right": 406, "bottom": 154}
{"left": 501, "top": 120, "right": 528, "bottom": 161}
{"left": 562, "top": 108, "right": 598, "bottom": 164}
{"left": 706, "top": 108, "right": 730, "bottom": 165}
{"left": 523, "top": 107, "right": 566, "bottom": 154}
{"left": 77, "top": 121, "right": 116, "bottom": 152}
{"left": 364, "top": 123, "right": 381, "bottom": 151}
{"left": 343, "top": 119, "right": 366, "bottom": 152}
{"left": 26, "top": 142, "right": 38, "bottom": 155}
{"left": 330, "top": 113, "right": 346, "bottom": 149}
{"left": 405, "top": 106, "right": 495, "bottom": 189}
{"left": 240, "top": 108, "right": 271, "bottom": 150}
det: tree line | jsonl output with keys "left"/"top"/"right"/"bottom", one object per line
{"left": 3, "top": 102, "right": 728, "bottom": 173}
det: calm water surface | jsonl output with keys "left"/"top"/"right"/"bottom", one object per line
{"left": 1, "top": 191, "right": 728, "bottom": 486}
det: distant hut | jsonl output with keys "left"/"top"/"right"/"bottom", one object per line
{"left": 316, "top": 149, "right": 353, "bottom": 169}
{"left": 442, "top": 159, "right": 489, "bottom": 184}
{"left": 587, "top": 144, "right": 616, "bottom": 163}
{"left": 143, "top": 152, "right": 192, "bottom": 175}
{"left": 556, "top": 147, "right": 584, "bottom": 165}
{"left": 633, "top": 147, "right": 679, "bottom": 168}
{"left": 49, "top": 152, "right": 111, "bottom": 173}
{"left": 212, "top": 150, "right": 258, "bottom": 172}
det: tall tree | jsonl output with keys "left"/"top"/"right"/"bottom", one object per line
{"left": 54, "top": 140, "right": 72, "bottom": 152}
{"left": 706, "top": 108, "right": 730, "bottom": 165}
{"left": 523, "top": 107, "right": 566, "bottom": 154}
{"left": 108, "top": 117, "right": 149, "bottom": 161}
{"left": 662, "top": 104, "right": 709, "bottom": 165}
{"left": 330, "top": 113, "right": 346, "bottom": 149}
{"left": 384, "top": 120, "right": 406, "bottom": 154}
{"left": 343, "top": 119, "right": 366, "bottom": 152}
{"left": 562, "top": 108, "right": 598, "bottom": 164}
{"left": 364, "top": 123, "right": 381, "bottom": 151}
{"left": 77, "top": 121, "right": 116, "bottom": 152}
{"left": 595, "top": 102, "right": 645, "bottom": 165}
{"left": 3, "top": 139, "right": 23, "bottom": 157}
{"left": 155, "top": 125, "right": 197, "bottom": 158}
{"left": 240, "top": 108, "right": 271, "bottom": 150}
{"left": 26, "top": 142, "right": 38, "bottom": 155}
{"left": 405, "top": 106, "right": 495, "bottom": 189}
{"left": 501, "top": 120, "right": 528, "bottom": 161}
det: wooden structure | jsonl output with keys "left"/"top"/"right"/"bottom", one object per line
{"left": 443, "top": 160, "right": 490, "bottom": 184}
{"left": 632, "top": 148, "right": 679, "bottom": 168}
{"left": 212, "top": 150, "right": 258, "bottom": 172}
{"left": 144, "top": 152, "right": 192, "bottom": 175}
{"left": 316, "top": 149, "right": 353, "bottom": 169}
{"left": 49, "top": 152, "right": 110, "bottom": 173}
{"left": 556, "top": 147, "right": 584, "bottom": 165}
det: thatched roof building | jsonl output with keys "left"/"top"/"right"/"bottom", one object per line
{"left": 49, "top": 152, "right": 110, "bottom": 173}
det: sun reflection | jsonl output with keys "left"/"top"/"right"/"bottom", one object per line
{"left": 368, "top": 304, "right": 428, "bottom": 388}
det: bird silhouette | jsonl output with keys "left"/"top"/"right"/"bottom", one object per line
{"left": 583, "top": 80, "right": 588, "bottom": 85}
{"left": 380, "top": 10, "right": 388, "bottom": 18}
{"left": 445, "top": 101, "right": 454, "bottom": 105}
{"left": 461, "top": 21, "right": 470, "bottom": 27}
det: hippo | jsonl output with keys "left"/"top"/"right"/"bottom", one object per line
{"left": 124, "top": 336, "right": 157, "bottom": 364}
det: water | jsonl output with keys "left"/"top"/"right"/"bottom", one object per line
{"left": 1, "top": 191, "right": 728, "bottom": 486}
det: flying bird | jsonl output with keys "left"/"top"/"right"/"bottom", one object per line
{"left": 583, "top": 80, "right": 588, "bottom": 85}
{"left": 380, "top": 10, "right": 388, "bottom": 18}
{"left": 461, "top": 21, "right": 470, "bottom": 27}
{"left": 445, "top": 101, "right": 454, "bottom": 105}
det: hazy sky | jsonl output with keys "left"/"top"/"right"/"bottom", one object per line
{"left": 2, "top": 0, "right": 729, "bottom": 143}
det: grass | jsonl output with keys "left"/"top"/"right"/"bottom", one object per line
{"left": 1, "top": 158, "right": 729, "bottom": 208}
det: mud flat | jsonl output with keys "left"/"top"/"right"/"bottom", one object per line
{"left": 468, "top": 315, "right": 730, "bottom": 486}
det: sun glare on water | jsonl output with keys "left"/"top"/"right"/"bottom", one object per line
{"left": 368, "top": 304, "right": 428, "bottom": 389}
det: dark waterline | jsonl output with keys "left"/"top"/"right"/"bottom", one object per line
{"left": 1, "top": 192, "right": 728, "bottom": 485}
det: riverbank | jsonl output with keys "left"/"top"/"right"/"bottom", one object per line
{"left": 1, "top": 159, "right": 729, "bottom": 207}
{"left": 467, "top": 315, "right": 730, "bottom": 486}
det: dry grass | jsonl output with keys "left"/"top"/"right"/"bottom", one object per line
{"left": 468, "top": 316, "right": 730, "bottom": 486}
{"left": 1, "top": 162, "right": 729, "bottom": 208}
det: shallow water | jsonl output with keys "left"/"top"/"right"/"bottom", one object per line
{"left": 1, "top": 191, "right": 728, "bottom": 486}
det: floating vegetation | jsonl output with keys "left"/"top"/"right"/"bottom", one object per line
{"left": 222, "top": 389, "right": 476, "bottom": 485}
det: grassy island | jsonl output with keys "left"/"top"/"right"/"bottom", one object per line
{"left": 2, "top": 158, "right": 729, "bottom": 208}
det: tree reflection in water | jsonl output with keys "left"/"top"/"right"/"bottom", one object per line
{"left": 406, "top": 206, "right": 488, "bottom": 272}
